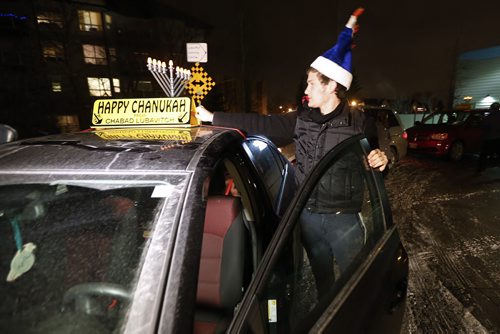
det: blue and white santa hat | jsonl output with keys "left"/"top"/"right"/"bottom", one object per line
{"left": 310, "top": 8, "right": 364, "bottom": 90}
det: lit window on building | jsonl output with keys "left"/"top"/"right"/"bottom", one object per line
{"left": 137, "top": 80, "right": 153, "bottom": 92}
{"left": 113, "top": 78, "right": 120, "bottom": 93}
{"left": 82, "top": 44, "right": 107, "bottom": 65}
{"left": 37, "top": 12, "right": 63, "bottom": 28}
{"left": 87, "top": 77, "right": 111, "bottom": 96}
{"left": 51, "top": 81, "right": 62, "bottom": 92}
{"left": 56, "top": 115, "right": 80, "bottom": 133}
{"left": 42, "top": 43, "right": 64, "bottom": 61}
{"left": 78, "top": 10, "right": 102, "bottom": 32}
{"left": 105, "top": 14, "right": 112, "bottom": 30}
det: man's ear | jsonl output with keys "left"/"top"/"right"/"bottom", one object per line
{"left": 327, "top": 80, "right": 337, "bottom": 94}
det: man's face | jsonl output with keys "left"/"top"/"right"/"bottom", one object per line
{"left": 304, "top": 72, "right": 333, "bottom": 108}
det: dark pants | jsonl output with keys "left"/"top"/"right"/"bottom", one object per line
{"left": 300, "top": 210, "right": 364, "bottom": 296}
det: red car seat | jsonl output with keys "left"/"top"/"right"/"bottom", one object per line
{"left": 194, "top": 195, "right": 247, "bottom": 333}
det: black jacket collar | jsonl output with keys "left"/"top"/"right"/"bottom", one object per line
{"left": 300, "top": 100, "right": 350, "bottom": 127}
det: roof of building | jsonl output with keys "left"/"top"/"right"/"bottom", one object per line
{"left": 459, "top": 46, "right": 500, "bottom": 61}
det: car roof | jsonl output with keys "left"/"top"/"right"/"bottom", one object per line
{"left": 359, "top": 105, "right": 401, "bottom": 117}
{"left": 360, "top": 105, "right": 396, "bottom": 111}
{"left": 0, "top": 126, "right": 244, "bottom": 173}
{"left": 428, "top": 109, "right": 484, "bottom": 114}
{"left": 360, "top": 105, "right": 387, "bottom": 109}
{"left": 420, "top": 109, "right": 485, "bottom": 121}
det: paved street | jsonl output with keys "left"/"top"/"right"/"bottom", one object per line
{"left": 385, "top": 155, "right": 500, "bottom": 333}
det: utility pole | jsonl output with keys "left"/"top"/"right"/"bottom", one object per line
{"left": 237, "top": 1, "right": 249, "bottom": 113}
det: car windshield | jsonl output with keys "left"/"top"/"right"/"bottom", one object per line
{"left": 0, "top": 178, "right": 176, "bottom": 333}
{"left": 421, "top": 111, "right": 469, "bottom": 125}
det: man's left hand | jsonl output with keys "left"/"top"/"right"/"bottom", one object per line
{"left": 367, "top": 149, "right": 388, "bottom": 172}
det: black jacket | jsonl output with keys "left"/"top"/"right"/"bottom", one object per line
{"left": 213, "top": 100, "right": 375, "bottom": 212}
{"left": 213, "top": 101, "right": 373, "bottom": 177}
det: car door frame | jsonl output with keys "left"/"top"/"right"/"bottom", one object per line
{"left": 227, "top": 134, "right": 408, "bottom": 333}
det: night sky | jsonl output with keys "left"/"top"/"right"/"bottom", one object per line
{"left": 166, "top": 0, "right": 500, "bottom": 108}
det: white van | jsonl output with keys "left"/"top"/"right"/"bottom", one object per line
{"left": 361, "top": 106, "right": 408, "bottom": 167}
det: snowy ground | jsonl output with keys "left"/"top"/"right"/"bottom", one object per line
{"left": 385, "top": 155, "right": 500, "bottom": 333}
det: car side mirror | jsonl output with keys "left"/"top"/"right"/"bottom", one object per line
{"left": 0, "top": 124, "right": 18, "bottom": 143}
{"left": 414, "top": 121, "right": 421, "bottom": 125}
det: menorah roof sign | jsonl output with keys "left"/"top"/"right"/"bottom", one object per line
{"left": 147, "top": 58, "right": 191, "bottom": 98}
{"left": 146, "top": 58, "right": 216, "bottom": 106}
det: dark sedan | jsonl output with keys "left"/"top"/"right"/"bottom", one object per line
{"left": 406, "top": 110, "right": 487, "bottom": 161}
{"left": 0, "top": 97, "right": 408, "bottom": 333}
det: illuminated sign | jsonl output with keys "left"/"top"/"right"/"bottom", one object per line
{"left": 92, "top": 97, "right": 199, "bottom": 127}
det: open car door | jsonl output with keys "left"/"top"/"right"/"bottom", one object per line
{"left": 228, "top": 135, "right": 408, "bottom": 333}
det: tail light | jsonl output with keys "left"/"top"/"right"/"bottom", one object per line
{"left": 401, "top": 131, "right": 408, "bottom": 140}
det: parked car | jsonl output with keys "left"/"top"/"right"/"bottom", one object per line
{"left": 361, "top": 106, "right": 408, "bottom": 167}
{"left": 406, "top": 109, "right": 487, "bottom": 161}
{"left": 0, "top": 97, "right": 408, "bottom": 333}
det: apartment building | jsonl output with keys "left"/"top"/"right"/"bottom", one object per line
{"left": 0, "top": 0, "right": 208, "bottom": 137}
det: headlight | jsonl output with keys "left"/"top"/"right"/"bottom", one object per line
{"left": 430, "top": 133, "right": 448, "bottom": 140}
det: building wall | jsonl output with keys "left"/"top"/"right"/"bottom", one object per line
{"left": 454, "top": 46, "right": 500, "bottom": 109}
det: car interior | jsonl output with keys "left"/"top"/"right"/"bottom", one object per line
{"left": 0, "top": 184, "right": 161, "bottom": 333}
{"left": 194, "top": 158, "right": 260, "bottom": 334}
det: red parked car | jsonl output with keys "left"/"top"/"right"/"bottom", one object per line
{"left": 406, "top": 110, "right": 487, "bottom": 161}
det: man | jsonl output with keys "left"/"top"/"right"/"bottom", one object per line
{"left": 196, "top": 8, "right": 386, "bottom": 176}
{"left": 477, "top": 102, "right": 500, "bottom": 172}
{"left": 196, "top": 8, "right": 387, "bottom": 295}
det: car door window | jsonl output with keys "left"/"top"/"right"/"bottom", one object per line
{"left": 231, "top": 136, "right": 389, "bottom": 333}
{"left": 243, "top": 138, "right": 287, "bottom": 214}
{"left": 467, "top": 113, "right": 483, "bottom": 127}
{"left": 386, "top": 110, "right": 400, "bottom": 127}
